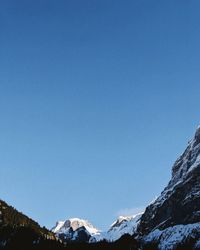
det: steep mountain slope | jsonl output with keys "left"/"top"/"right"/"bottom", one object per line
{"left": 138, "top": 127, "right": 200, "bottom": 235}
{"left": 0, "top": 200, "right": 54, "bottom": 237}
{"left": 143, "top": 222, "right": 200, "bottom": 250}
{"left": 0, "top": 200, "right": 62, "bottom": 249}
{"left": 137, "top": 126, "right": 200, "bottom": 249}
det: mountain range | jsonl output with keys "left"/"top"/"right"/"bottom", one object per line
{"left": 52, "top": 213, "right": 142, "bottom": 243}
{"left": 1, "top": 126, "right": 200, "bottom": 249}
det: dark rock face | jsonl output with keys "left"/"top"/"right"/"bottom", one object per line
{"left": 138, "top": 127, "right": 200, "bottom": 235}
{"left": 75, "top": 226, "right": 91, "bottom": 242}
{"left": 57, "top": 226, "right": 91, "bottom": 243}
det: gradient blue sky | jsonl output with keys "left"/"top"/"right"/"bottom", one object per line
{"left": 1, "top": 0, "right": 200, "bottom": 230}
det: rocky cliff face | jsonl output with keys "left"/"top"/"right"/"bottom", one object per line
{"left": 138, "top": 127, "right": 200, "bottom": 235}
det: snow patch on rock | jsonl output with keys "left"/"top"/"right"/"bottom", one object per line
{"left": 143, "top": 222, "right": 200, "bottom": 250}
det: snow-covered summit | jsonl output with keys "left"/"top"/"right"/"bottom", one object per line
{"left": 52, "top": 218, "right": 99, "bottom": 242}
{"left": 110, "top": 215, "right": 134, "bottom": 229}
{"left": 105, "top": 213, "right": 142, "bottom": 242}
{"left": 90, "top": 213, "right": 142, "bottom": 242}
{"left": 52, "top": 218, "right": 99, "bottom": 235}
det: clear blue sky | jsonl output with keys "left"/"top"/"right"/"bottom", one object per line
{"left": 1, "top": 0, "right": 200, "bottom": 230}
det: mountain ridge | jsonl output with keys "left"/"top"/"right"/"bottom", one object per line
{"left": 1, "top": 125, "right": 200, "bottom": 249}
{"left": 52, "top": 214, "right": 142, "bottom": 243}
{"left": 52, "top": 126, "right": 200, "bottom": 249}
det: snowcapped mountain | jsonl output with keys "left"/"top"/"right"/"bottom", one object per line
{"left": 52, "top": 218, "right": 100, "bottom": 242}
{"left": 52, "top": 213, "right": 142, "bottom": 243}
{"left": 107, "top": 214, "right": 142, "bottom": 241}
{"left": 90, "top": 213, "right": 142, "bottom": 242}
{"left": 138, "top": 126, "right": 200, "bottom": 248}
{"left": 52, "top": 126, "right": 200, "bottom": 249}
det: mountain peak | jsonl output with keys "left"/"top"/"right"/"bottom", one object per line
{"left": 52, "top": 217, "right": 99, "bottom": 242}
{"left": 195, "top": 125, "right": 200, "bottom": 140}
{"left": 170, "top": 126, "right": 200, "bottom": 187}
{"left": 52, "top": 217, "right": 99, "bottom": 233}
{"left": 110, "top": 213, "right": 142, "bottom": 231}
